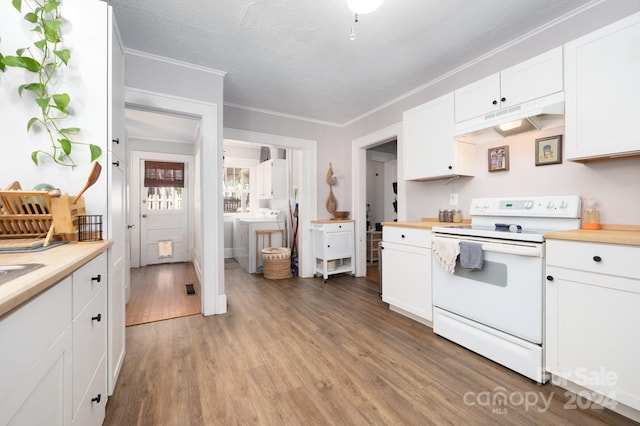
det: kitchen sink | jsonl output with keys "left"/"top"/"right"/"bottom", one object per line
{"left": 0, "top": 264, "right": 44, "bottom": 285}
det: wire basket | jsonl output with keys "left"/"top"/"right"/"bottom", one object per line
{"left": 77, "top": 215, "right": 103, "bottom": 241}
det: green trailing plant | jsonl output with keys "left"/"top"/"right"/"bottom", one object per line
{"left": 0, "top": 0, "right": 101, "bottom": 167}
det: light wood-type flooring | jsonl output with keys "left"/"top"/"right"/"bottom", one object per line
{"left": 126, "top": 262, "right": 201, "bottom": 326}
{"left": 105, "top": 260, "right": 635, "bottom": 425}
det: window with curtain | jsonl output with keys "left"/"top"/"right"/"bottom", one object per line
{"left": 223, "top": 167, "right": 250, "bottom": 213}
{"left": 144, "top": 161, "right": 184, "bottom": 210}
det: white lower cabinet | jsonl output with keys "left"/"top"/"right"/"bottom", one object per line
{"left": 0, "top": 251, "right": 108, "bottom": 426}
{"left": 0, "top": 277, "right": 73, "bottom": 426}
{"left": 546, "top": 240, "right": 640, "bottom": 418}
{"left": 312, "top": 220, "right": 355, "bottom": 282}
{"left": 381, "top": 226, "right": 432, "bottom": 323}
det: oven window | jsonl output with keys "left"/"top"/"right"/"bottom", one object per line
{"left": 453, "top": 260, "right": 507, "bottom": 287}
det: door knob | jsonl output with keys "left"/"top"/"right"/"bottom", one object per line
{"left": 142, "top": 214, "right": 148, "bottom": 218}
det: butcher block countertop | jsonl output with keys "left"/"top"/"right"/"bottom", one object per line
{"left": 381, "top": 218, "right": 471, "bottom": 230}
{"left": 545, "top": 224, "right": 640, "bottom": 246}
{"left": 0, "top": 240, "right": 112, "bottom": 318}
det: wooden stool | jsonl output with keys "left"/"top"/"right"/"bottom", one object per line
{"left": 255, "top": 229, "right": 285, "bottom": 274}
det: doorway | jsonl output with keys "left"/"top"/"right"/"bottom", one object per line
{"left": 351, "top": 123, "right": 403, "bottom": 278}
{"left": 136, "top": 157, "right": 192, "bottom": 266}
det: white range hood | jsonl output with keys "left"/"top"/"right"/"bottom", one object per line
{"left": 454, "top": 91, "right": 565, "bottom": 137}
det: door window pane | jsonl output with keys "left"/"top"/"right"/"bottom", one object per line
{"left": 223, "top": 167, "right": 250, "bottom": 213}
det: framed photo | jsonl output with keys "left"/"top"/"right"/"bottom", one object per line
{"left": 488, "top": 145, "right": 509, "bottom": 172}
{"left": 535, "top": 135, "right": 562, "bottom": 166}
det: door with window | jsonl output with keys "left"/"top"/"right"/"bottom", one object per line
{"left": 140, "top": 160, "right": 189, "bottom": 265}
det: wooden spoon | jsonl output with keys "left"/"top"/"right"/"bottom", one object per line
{"left": 73, "top": 162, "right": 102, "bottom": 203}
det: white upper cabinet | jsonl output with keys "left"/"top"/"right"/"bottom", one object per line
{"left": 455, "top": 47, "right": 563, "bottom": 123}
{"left": 403, "top": 92, "right": 474, "bottom": 181}
{"left": 564, "top": 12, "right": 640, "bottom": 161}
{"left": 257, "top": 159, "right": 287, "bottom": 199}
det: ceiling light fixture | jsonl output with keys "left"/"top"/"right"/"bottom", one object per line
{"left": 347, "top": 0, "right": 384, "bottom": 14}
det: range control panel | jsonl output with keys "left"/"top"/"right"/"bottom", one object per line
{"left": 470, "top": 195, "right": 581, "bottom": 218}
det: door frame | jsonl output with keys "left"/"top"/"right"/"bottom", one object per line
{"left": 126, "top": 87, "right": 223, "bottom": 315}
{"left": 351, "top": 122, "right": 403, "bottom": 277}
{"left": 223, "top": 128, "right": 317, "bottom": 278}
{"left": 131, "top": 151, "right": 194, "bottom": 268}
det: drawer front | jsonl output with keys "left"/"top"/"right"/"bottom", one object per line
{"left": 73, "top": 285, "right": 107, "bottom": 416}
{"left": 546, "top": 240, "right": 640, "bottom": 279}
{"left": 72, "top": 252, "right": 107, "bottom": 318}
{"left": 383, "top": 226, "right": 431, "bottom": 248}
{"left": 316, "top": 222, "right": 353, "bottom": 233}
{"left": 72, "top": 355, "right": 106, "bottom": 426}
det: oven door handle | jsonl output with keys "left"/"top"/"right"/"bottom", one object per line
{"left": 480, "top": 243, "right": 542, "bottom": 257}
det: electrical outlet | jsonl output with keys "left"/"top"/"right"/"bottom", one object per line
{"left": 450, "top": 193, "right": 459, "bottom": 206}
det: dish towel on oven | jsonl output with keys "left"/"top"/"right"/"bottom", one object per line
{"left": 459, "top": 241, "right": 484, "bottom": 270}
{"left": 432, "top": 237, "right": 460, "bottom": 274}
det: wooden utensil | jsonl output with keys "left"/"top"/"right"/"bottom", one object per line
{"left": 73, "top": 162, "right": 102, "bottom": 203}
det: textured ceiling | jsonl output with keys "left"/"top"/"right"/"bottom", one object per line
{"left": 107, "top": 0, "right": 593, "bottom": 126}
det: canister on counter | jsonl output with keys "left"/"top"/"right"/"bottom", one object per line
{"left": 444, "top": 209, "right": 453, "bottom": 222}
{"left": 453, "top": 209, "right": 463, "bottom": 223}
{"left": 438, "top": 209, "right": 446, "bottom": 222}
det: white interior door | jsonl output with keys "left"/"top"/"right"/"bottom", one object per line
{"left": 140, "top": 159, "right": 190, "bottom": 265}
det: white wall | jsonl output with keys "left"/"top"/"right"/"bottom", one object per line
{"left": 366, "top": 161, "right": 385, "bottom": 227}
{"left": 0, "top": 0, "right": 109, "bottom": 216}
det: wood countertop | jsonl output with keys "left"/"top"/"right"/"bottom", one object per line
{"left": 0, "top": 240, "right": 112, "bottom": 317}
{"left": 311, "top": 219, "right": 354, "bottom": 224}
{"left": 381, "top": 218, "right": 471, "bottom": 230}
{"left": 545, "top": 224, "right": 640, "bottom": 246}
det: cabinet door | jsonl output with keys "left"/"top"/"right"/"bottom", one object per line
{"left": 565, "top": 12, "right": 640, "bottom": 160}
{"left": 324, "top": 231, "right": 354, "bottom": 260}
{"left": 546, "top": 266, "right": 640, "bottom": 411}
{"left": 500, "top": 47, "right": 563, "bottom": 108}
{"left": 381, "top": 242, "right": 431, "bottom": 321}
{"left": 403, "top": 92, "right": 463, "bottom": 180}
{"left": 454, "top": 73, "right": 500, "bottom": 122}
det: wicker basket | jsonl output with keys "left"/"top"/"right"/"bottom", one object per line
{"left": 261, "top": 247, "right": 292, "bottom": 280}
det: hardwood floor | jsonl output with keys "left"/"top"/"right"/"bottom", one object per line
{"left": 105, "top": 260, "right": 635, "bottom": 425}
{"left": 126, "top": 262, "right": 201, "bottom": 326}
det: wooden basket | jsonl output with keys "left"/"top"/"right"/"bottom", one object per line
{"left": 261, "top": 247, "right": 292, "bottom": 280}
{"left": 0, "top": 190, "right": 85, "bottom": 241}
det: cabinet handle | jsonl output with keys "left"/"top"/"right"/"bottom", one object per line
{"left": 448, "top": 165, "right": 453, "bottom": 170}
{"left": 492, "top": 100, "right": 498, "bottom": 105}
{"left": 112, "top": 160, "right": 120, "bottom": 167}
{"left": 546, "top": 275, "right": 554, "bottom": 281}
{"left": 91, "top": 394, "right": 102, "bottom": 404}
{"left": 112, "top": 138, "right": 120, "bottom": 144}
{"left": 593, "top": 255, "right": 602, "bottom": 262}
{"left": 501, "top": 97, "right": 506, "bottom": 102}
{"left": 91, "top": 313, "right": 102, "bottom": 322}
{"left": 401, "top": 234, "right": 405, "bottom": 238}
{"left": 327, "top": 245, "right": 330, "bottom": 248}
{"left": 91, "top": 274, "right": 101, "bottom": 283}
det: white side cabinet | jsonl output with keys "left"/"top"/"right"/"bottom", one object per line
{"left": 380, "top": 226, "right": 432, "bottom": 324}
{"left": 0, "top": 251, "right": 108, "bottom": 426}
{"left": 454, "top": 47, "right": 563, "bottom": 123}
{"left": 403, "top": 92, "right": 474, "bottom": 181}
{"left": 312, "top": 220, "right": 355, "bottom": 282}
{"left": 564, "top": 12, "right": 640, "bottom": 161}
{"left": 257, "top": 159, "right": 287, "bottom": 199}
{"left": 546, "top": 239, "right": 640, "bottom": 415}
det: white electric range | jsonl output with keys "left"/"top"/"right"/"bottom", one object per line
{"left": 431, "top": 195, "right": 581, "bottom": 383}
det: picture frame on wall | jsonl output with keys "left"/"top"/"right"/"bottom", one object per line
{"left": 488, "top": 145, "right": 509, "bottom": 172}
{"left": 535, "top": 135, "right": 563, "bottom": 166}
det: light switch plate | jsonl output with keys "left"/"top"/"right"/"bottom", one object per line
{"left": 450, "top": 193, "right": 458, "bottom": 206}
